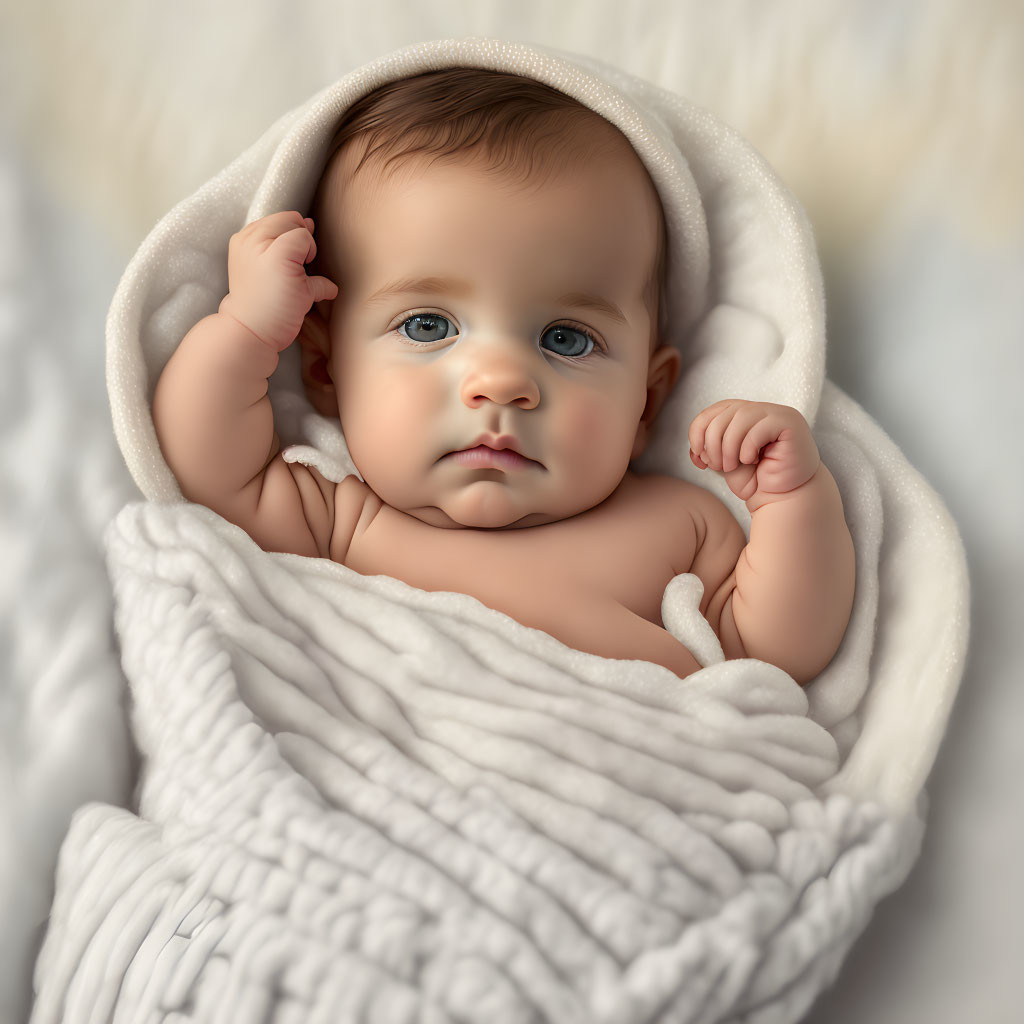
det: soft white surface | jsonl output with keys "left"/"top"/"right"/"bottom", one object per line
{"left": 2, "top": 2, "right": 1021, "bottom": 1023}
{"left": 33, "top": 500, "right": 916, "bottom": 1023}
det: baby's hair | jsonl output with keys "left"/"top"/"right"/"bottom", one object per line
{"left": 315, "top": 68, "right": 668, "bottom": 333}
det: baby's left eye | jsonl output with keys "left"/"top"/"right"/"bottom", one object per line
{"left": 540, "top": 325, "right": 595, "bottom": 358}
{"left": 397, "top": 314, "right": 457, "bottom": 343}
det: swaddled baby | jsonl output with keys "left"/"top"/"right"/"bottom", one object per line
{"left": 153, "top": 68, "right": 855, "bottom": 684}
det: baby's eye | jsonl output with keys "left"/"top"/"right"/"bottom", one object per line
{"left": 540, "top": 324, "right": 595, "bottom": 358}
{"left": 397, "top": 314, "right": 457, "bottom": 343}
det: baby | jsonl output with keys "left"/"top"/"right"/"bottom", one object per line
{"left": 153, "top": 68, "right": 855, "bottom": 685}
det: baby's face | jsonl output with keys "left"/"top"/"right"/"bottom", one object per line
{"left": 319, "top": 142, "right": 669, "bottom": 529}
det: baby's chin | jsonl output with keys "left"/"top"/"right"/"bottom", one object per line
{"left": 401, "top": 485, "right": 582, "bottom": 531}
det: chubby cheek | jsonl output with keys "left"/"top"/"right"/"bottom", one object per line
{"left": 557, "top": 391, "right": 638, "bottom": 494}
{"left": 338, "top": 362, "right": 434, "bottom": 489}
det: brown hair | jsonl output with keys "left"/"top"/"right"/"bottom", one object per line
{"left": 314, "top": 68, "right": 668, "bottom": 329}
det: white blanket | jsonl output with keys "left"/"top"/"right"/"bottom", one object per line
{"left": 29, "top": 37, "right": 969, "bottom": 1024}
{"left": 31, "top": 499, "right": 919, "bottom": 1023}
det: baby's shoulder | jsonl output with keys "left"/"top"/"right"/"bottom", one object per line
{"left": 621, "top": 471, "right": 744, "bottom": 561}
{"left": 622, "top": 470, "right": 728, "bottom": 522}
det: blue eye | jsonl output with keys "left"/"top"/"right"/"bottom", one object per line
{"left": 541, "top": 325, "right": 595, "bottom": 358}
{"left": 398, "top": 314, "right": 457, "bottom": 343}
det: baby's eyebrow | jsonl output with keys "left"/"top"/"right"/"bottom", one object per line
{"left": 557, "top": 292, "right": 627, "bottom": 325}
{"left": 366, "top": 276, "right": 470, "bottom": 304}
{"left": 365, "top": 276, "right": 628, "bottom": 325}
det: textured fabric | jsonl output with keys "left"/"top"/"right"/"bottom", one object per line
{"left": 30, "top": 36, "right": 969, "bottom": 1024}
{"left": 31, "top": 500, "right": 921, "bottom": 1024}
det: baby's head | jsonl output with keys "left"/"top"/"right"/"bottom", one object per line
{"left": 298, "top": 68, "right": 681, "bottom": 529}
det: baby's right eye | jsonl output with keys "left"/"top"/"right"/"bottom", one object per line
{"left": 397, "top": 314, "right": 457, "bottom": 344}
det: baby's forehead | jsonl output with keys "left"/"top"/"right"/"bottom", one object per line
{"left": 318, "top": 111, "right": 657, "bottom": 207}
{"left": 314, "top": 122, "right": 666, "bottom": 319}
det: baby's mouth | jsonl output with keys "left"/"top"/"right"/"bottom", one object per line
{"left": 444, "top": 444, "right": 542, "bottom": 471}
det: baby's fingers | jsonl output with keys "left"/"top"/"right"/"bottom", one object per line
{"left": 720, "top": 405, "right": 768, "bottom": 471}
{"left": 688, "top": 401, "right": 730, "bottom": 447}
{"left": 243, "top": 210, "right": 311, "bottom": 241}
{"left": 737, "top": 415, "right": 784, "bottom": 465}
{"left": 688, "top": 401, "right": 728, "bottom": 467}
{"left": 269, "top": 225, "right": 318, "bottom": 268}
{"left": 307, "top": 275, "right": 339, "bottom": 303}
{"left": 690, "top": 401, "right": 745, "bottom": 471}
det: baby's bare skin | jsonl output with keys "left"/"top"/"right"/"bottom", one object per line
{"left": 335, "top": 470, "right": 717, "bottom": 679}
{"left": 154, "top": 149, "right": 855, "bottom": 686}
{"left": 154, "top": 281, "right": 851, "bottom": 684}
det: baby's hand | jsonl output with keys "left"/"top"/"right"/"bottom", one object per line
{"left": 688, "top": 400, "right": 820, "bottom": 504}
{"left": 218, "top": 211, "right": 338, "bottom": 351}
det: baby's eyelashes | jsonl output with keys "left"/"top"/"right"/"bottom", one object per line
{"left": 396, "top": 314, "right": 458, "bottom": 344}
{"left": 540, "top": 324, "right": 596, "bottom": 358}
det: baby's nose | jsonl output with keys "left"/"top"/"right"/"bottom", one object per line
{"left": 459, "top": 347, "right": 540, "bottom": 409}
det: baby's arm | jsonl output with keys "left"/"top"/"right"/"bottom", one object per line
{"left": 688, "top": 400, "right": 855, "bottom": 685}
{"left": 152, "top": 212, "right": 339, "bottom": 555}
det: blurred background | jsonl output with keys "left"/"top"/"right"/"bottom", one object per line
{"left": 2, "top": 1, "right": 1021, "bottom": 1022}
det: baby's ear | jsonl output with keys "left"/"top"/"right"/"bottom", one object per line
{"left": 631, "top": 344, "right": 681, "bottom": 459}
{"left": 297, "top": 300, "right": 339, "bottom": 417}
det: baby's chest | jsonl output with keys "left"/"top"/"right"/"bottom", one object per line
{"left": 342, "top": 491, "right": 693, "bottom": 629}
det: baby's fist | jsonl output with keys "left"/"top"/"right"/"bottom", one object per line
{"left": 688, "top": 400, "right": 820, "bottom": 505}
{"left": 219, "top": 211, "right": 338, "bottom": 351}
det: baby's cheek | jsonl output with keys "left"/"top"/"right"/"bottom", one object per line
{"left": 561, "top": 398, "right": 635, "bottom": 480}
{"left": 347, "top": 368, "right": 440, "bottom": 489}
{"left": 353, "top": 396, "right": 404, "bottom": 458}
